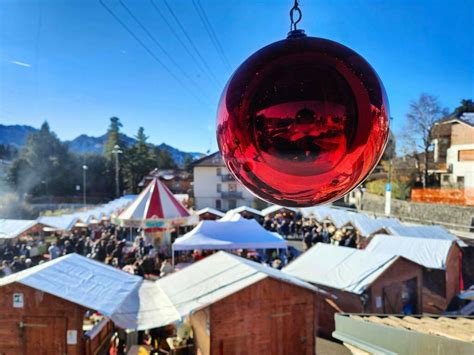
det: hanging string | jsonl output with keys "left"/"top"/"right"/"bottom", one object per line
{"left": 289, "top": 0, "right": 302, "bottom": 32}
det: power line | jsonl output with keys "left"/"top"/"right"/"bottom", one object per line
{"left": 162, "top": 0, "right": 220, "bottom": 87}
{"left": 119, "top": 0, "right": 205, "bottom": 94}
{"left": 192, "top": 0, "right": 232, "bottom": 72}
{"left": 150, "top": 0, "right": 206, "bottom": 78}
{"left": 98, "top": 0, "right": 208, "bottom": 106}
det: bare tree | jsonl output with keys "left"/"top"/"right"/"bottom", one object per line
{"left": 402, "top": 94, "right": 448, "bottom": 188}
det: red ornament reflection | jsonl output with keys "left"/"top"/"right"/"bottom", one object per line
{"left": 217, "top": 32, "right": 389, "bottom": 207}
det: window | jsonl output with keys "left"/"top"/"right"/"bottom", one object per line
{"left": 458, "top": 149, "right": 474, "bottom": 162}
{"left": 228, "top": 183, "right": 237, "bottom": 192}
{"left": 216, "top": 168, "right": 222, "bottom": 176}
{"left": 457, "top": 176, "right": 464, "bottom": 187}
{"left": 216, "top": 183, "right": 221, "bottom": 192}
{"left": 228, "top": 199, "right": 237, "bottom": 209}
{"left": 442, "top": 175, "right": 450, "bottom": 182}
{"left": 215, "top": 199, "right": 221, "bottom": 210}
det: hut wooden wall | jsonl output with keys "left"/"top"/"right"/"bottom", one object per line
{"left": 369, "top": 257, "right": 423, "bottom": 314}
{"left": 422, "top": 243, "right": 461, "bottom": 314}
{"left": 0, "top": 282, "right": 86, "bottom": 355}
{"left": 205, "top": 278, "right": 316, "bottom": 355}
{"left": 312, "top": 258, "right": 423, "bottom": 339}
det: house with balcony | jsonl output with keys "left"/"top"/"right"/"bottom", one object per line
{"left": 192, "top": 152, "right": 256, "bottom": 211}
{"left": 432, "top": 112, "right": 474, "bottom": 189}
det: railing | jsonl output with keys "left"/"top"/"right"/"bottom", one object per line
{"left": 221, "top": 191, "right": 243, "bottom": 199}
{"left": 84, "top": 318, "right": 113, "bottom": 355}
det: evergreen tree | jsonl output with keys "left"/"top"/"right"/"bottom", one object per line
{"left": 7, "top": 121, "right": 75, "bottom": 197}
{"left": 123, "top": 127, "right": 155, "bottom": 193}
{"left": 104, "top": 117, "right": 124, "bottom": 159}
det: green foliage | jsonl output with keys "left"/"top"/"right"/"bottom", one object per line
{"left": 122, "top": 127, "right": 155, "bottom": 194}
{"left": 103, "top": 117, "right": 124, "bottom": 159}
{"left": 153, "top": 147, "right": 177, "bottom": 170}
{"left": 7, "top": 121, "right": 76, "bottom": 197}
{"left": 366, "top": 179, "right": 411, "bottom": 200}
{"left": 454, "top": 99, "right": 474, "bottom": 114}
{"left": 0, "top": 144, "right": 18, "bottom": 160}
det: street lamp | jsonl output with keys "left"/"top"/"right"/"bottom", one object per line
{"left": 82, "top": 165, "right": 88, "bottom": 208}
{"left": 112, "top": 145, "right": 123, "bottom": 197}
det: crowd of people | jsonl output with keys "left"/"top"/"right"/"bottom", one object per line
{"left": 0, "top": 224, "right": 177, "bottom": 278}
{"left": 0, "top": 209, "right": 360, "bottom": 278}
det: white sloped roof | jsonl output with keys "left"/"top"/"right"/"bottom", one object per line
{"left": 196, "top": 207, "right": 225, "bottom": 217}
{"left": 0, "top": 254, "right": 142, "bottom": 317}
{"left": 111, "top": 280, "right": 180, "bottom": 330}
{"left": 37, "top": 215, "right": 79, "bottom": 231}
{"left": 158, "top": 251, "right": 325, "bottom": 318}
{"left": 261, "top": 205, "right": 298, "bottom": 216}
{"left": 375, "top": 217, "right": 403, "bottom": 229}
{"left": 283, "top": 243, "right": 398, "bottom": 294}
{"left": 326, "top": 209, "right": 354, "bottom": 228}
{"left": 300, "top": 205, "right": 332, "bottom": 220}
{"left": 173, "top": 219, "right": 287, "bottom": 251}
{"left": 366, "top": 234, "right": 455, "bottom": 270}
{"left": 0, "top": 219, "right": 39, "bottom": 239}
{"left": 350, "top": 214, "right": 387, "bottom": 237}
{"left": 388, "top": 225, "right": 466, "bottom": 247}
{"left": 226, "top": 206, "right": 263, "bottom": 216}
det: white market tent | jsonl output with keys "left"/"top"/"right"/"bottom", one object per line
{"left": 172, "top": 219, "right": 287, "bottom": 262}
{"left": 387, "top": 225, "right": 467, "bottom": 247}
{"left": 283, "top": 243, "right": 398, "bottom": 294}
{"left": 325, "top": 209, "right": 354, "bottom": 229}
{"left": 0, "top": 219, "right": 40, "bottom": 240}
{"left": 375, "top": 217, "right": 403, "bottom": 229}
{"left": 365, "top": 234, "right": 456, "bottom": 270}
{"left": 223, "top": 206, "right": 263, "bottom": 219}
{"left": 0, "top": 253, "right": 178, "bottom": 330}
{"left": 158, "top": 251, "right": 325, "bottom": 318}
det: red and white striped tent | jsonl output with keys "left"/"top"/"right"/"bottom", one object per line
{"left": 116, "top": 178, "right": 193, "bottom": 230}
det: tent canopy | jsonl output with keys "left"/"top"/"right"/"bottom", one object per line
{"left": 366, "top": 234, "right": 456, "bottom": 270}
{"left": 326, "top": 209, "right": 354, "bottom": 228}
{"left": 173, "top": 219, "right": 287, "bottom": 251}
{"left": 261, "top": 205, "right": 298, "bottom": 216}
{"left": 0, "top": 219, "right": 39, "bottom": 239}
{"left": 283, "top": 243, "right": 398, "bottom": 294}
{"left": 159, "top": 251, "right": 325, "bottom": 318}
{"left": 300, "top": 206, "right": 332, "bottom": 220}
{"left": 37, "top": 215, "right": 79, "bottom": 231}
{"left": 118, "top": 178, "right": 190, "bottom": 228}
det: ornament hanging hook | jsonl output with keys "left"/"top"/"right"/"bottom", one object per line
{"left": 289, "top": 0, "right": 302, "bottom": 31}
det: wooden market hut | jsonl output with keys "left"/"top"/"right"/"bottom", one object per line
{"left": 158, "top": 251, "right": 329, "bottom": 354}
{"left": 196, "top": 207, "right": 225, "bottom": 221}
{"left": 283, "top": 243, "right": 423, "bottom": 338}
{"left": 260, "top": 205, "right": 299, "bottom": 218}
{"left": 0, "top": 254, "right": 144, "bottom": 354}
{"left": 366, "top": 234, "right": 463, "bottom": 313}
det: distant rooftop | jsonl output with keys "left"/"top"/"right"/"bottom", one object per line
{"left": 192, "top": 151, "right": 225, "bottom": 167}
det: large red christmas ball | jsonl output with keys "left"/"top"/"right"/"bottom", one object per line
{"left": 217, "top": 31, "right": 389, "bottom": 207}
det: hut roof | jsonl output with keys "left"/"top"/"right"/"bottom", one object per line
{"left": 158, "top": 251, "right": 325, "bottom": 318}
{"left": 283, "top": 243, "right": 399, "bottom": 294}
{"left": 366, "top": 234, "right": 456, "bottom": 270}
{"left": 0, "top": 219, "right": 39, "bottom": 239}
{"left": 196, "top": 207, "right": 225, "bottom": 217}
{"left": 387, "top": 225, "right": 466, "bottom": 247}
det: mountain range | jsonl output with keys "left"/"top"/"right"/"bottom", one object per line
{"left": 0, "top": 124, "right": 203, "bottom": 167}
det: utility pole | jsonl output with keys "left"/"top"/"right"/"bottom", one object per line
{"left": 385, "top": 159, "right": 392, "bottom": 216}
{"left": 112, "top": 145, "right": 123, "bottom": 197}
{"left": 82, "top": 165, "right": 88, "bottom": 208}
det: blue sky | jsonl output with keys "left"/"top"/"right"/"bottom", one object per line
{"left": 0, "top": 0, "right": 472, "bottom": 153}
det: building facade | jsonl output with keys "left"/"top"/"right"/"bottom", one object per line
{"left": 432, "top": 112, "right": 474, "bottom": 189}
{"left": 192, "top": 152, "right": 256, "bottom": 211}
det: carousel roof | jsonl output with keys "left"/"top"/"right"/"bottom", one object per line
{"left": 119, "top": 178, "right": 190, "bottom": 221}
